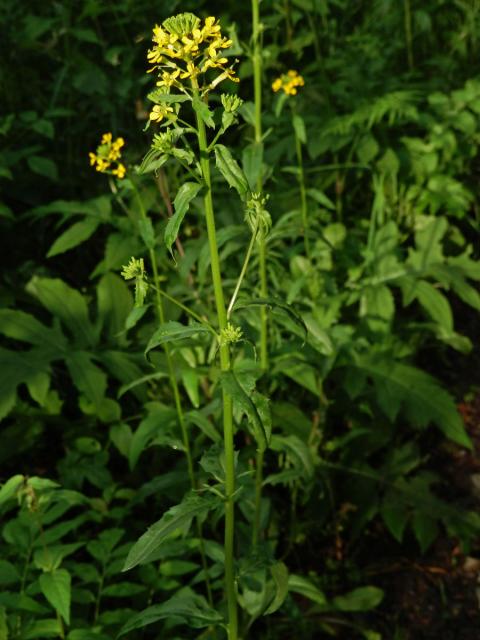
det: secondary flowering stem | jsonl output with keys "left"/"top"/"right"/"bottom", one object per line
{"left": 192, "top": 84, "right": 238, "bottom": 640}
{"left": 251, "top": 0, "right": 268, "bottom": 549}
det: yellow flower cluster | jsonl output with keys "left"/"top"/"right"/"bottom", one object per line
{"left": 89, "top": 133, "right": 126, "bottom": 178}
{"left": 147, "top": 13, "right": 238, "bottom": 122}
{"left": 272, "top": 70, "right": 305, "bottom": 96}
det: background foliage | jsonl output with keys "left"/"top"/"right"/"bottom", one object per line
{"left": 1, "top": 1, "right": 480, "bottom": 638}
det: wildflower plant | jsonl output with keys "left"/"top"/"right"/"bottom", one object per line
{"left": 117, "top": 12, "right": 276, "bottom": 640}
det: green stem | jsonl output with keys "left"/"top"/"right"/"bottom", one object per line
{"left": 404, "top": 0, "right": 414, "bottom": 70}
{"left": 293, "top": 116, "right": 311, "bottom": 259}
{"left": 130, "top": 180, "right": 214, "bottom": 606}
{"left": 153, "top": 286, "right": 217, "bottom": 336}
{"left": 193, "top": 87, "right": 238, "bottom": 640}
{"left": 252, "top": 0, "right": 268, "bottom": 550}
{"left": 227, "top": 225, "right": 258, "bottom": 318}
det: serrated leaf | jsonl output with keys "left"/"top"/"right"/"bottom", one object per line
{"left": 65, "top": 351, "right": 107, "bottom": 409}
{"left": 47, "top": 218, "right": 100, "bottom": 257}
{"left": 220, "top": 370, "right": 269, "bottom": 451}
{"left": 118, "top": 590, "right": 223, "bottom": 635}
{"left": 192, "top": 96, "right": 214, "bottom": 127}
{"left": 350, "top": 354, "right": 471, "bottom": 448}
{"left": 145, "top": 322, "right": 212, "bottom": 361}
{"left": 214, "top": 144, "right": 249, "bottom": 198}
{"left": 165, "top": 182, "right": 202, "bottom": 253}
{"left": 122, "top": 493, "right": 218, "bottom": 571}
{"left": 233, "top": 297, "right": 307, "bottom": 342}
{"left": 0, "top": 309, "right": 66, "bottom": 351}
{"left": 39, "top": 569, "right": 71, "bottom": 624}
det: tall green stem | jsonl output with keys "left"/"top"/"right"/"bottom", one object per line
{"left": 293, "top": 119, "right": 311, "bottom": 260}
{"left": 193, "top": 88, "right": 238, "bottom": 640}
{"left": 252, "top": 0, "right": 267, "bottom": 550}
{"left": 131, "top": 181, "right": 213, "bottom": 608}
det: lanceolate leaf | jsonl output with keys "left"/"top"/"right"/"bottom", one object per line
{"left": 118, "top": 589, "right": 223, "bottom": 636}
{"left": 264, "top": 562, "right": 289, "bottom": 615}
{"left": 145, "top": 321, "right": 212, "bottom": 360}
{"left": 122, "top": 493, "right": 218, "bottom": 571}
{"left": 214, "top": 144, "right": 249, "bottom": 198}
{"left": 233, "top": 297, "right": 307, "bottom": 342}
{"left": 39, "top": 569, "right": 71, "bottom": 624}
{"left": 220, "top": 370, "right": 269, "bottom": 451}
{"left": 47, "top": 218, "right": 100, "bottom": 257}
{"left": 165, "top": 182, "right": 202, "bottom": 253}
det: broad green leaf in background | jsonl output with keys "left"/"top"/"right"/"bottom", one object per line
{"left": 26, "top": 277, "right": 96, "bottom": 346}
{"left": 39, "top": 569, "right": 71, "bottom": 624}
{"left": 47, "top": 218, "right": 100, "bottom": 257}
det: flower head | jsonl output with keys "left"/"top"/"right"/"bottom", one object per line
{"left": 146, "top": 13, "right": 238, "bottom": 123}
{"left": 121, "top": 257, "right": 148, "bottom": 307}
{"left": 272, "top": 70, "right": 305, "bottom": 96}
{"left": 89, "top": 133, "right": 127, "bottom": 179}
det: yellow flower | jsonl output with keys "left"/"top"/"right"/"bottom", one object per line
{"left": 156, "top": 69, "right": 181, "bottom": 89}
{"left": 272, "top": 70, "right": 304, "bottom": 96}
{"left": 149, "top": 104, "right": 174, "bottom": 122}
{"left": 89, "top": 134, "right": 126, "bottom": 178}
{"left": 112, "top": 163, "right": 126, "bottom": 179}
{"left": 146, "top": 13, "right": 237, "bottom": 92}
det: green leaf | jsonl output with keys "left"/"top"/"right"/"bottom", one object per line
{"left": 349, "top": 354, "right": 471, "bottom": 449}
{"left": 233, "top": 297, "right": 307, "bottom": 342}
{"left": 101, "top": 582, "right": 146, "bottom": 598}
{"left": 165, "top": 182, "right": 202, "bottom": 253}
{"left": 148, "top": 91, "right": 191, "bottom": 104}
{"left": 145, "top": 322, "right": 212, "bottom": 360}
{"left": 0, "top": 606, "right": 7, "bottom": 640}
{"left": 264, "top": 562, "right": 289, "bottom": 615}
{"left": 192, "top": 95, "right": 215, "bottom": 127}
{"left": 65, "top": 351, "right": 107, "bottom": 410}
{"left": 118, "top": 590, "right": 223, "bottom": 635}
{"left": 214, "top": 144, "right": 249, "bottom": 198}
{"left": 288, "top": 574, "right": 327, "bottom": 606}
{"left": 0, "top": 475, "right": 24, "bottom": 506}
{"left": 0, "top": 310, "right": 66, "bottom": 351}
{"left": 39, "top": 569, "right": 71, "bottom": 624}
{"left": 292, "top": 114, "right": 306, "bottom": 144}
{"left": 242, "top": 142, "right": 263, "bottom": 191}
{"left": 0, "top": 560, "right": 20, "bottom": 585}
{"left": 28, "top": 156, "right": 58, "bottom": 181}
{"left": 412, "top": 512, "right": 438, "bottom": 552}
{"left": 26, "top": 277, "right": 96, "bottom": 347}
{"left": 128, "top": 404, "right": 176, "bottom": 470}
{"left": 381, "top": 501, "right": 409, "bottom": 542}
{"left": 220, "top": 370, "right": 269, "bottom": 451}
{"left": 407, "top": 280, "right": 453, "bottom": 332}
{"left": 138, "top": 217, "right": 155, "bottom": 250}
{"left": 47, "top": 218, "right": 100, "bottom": 257}
{"left": 122, "top": 493, "right": 218, "bottom": 571}
{"left": 333, "top": 586, "right": 384, "bottom": 612}
{"left": 23, "top": 619, "right": 63, "bottom": 639}
{"left": 96, "top": 273, "right": 133, "bottom": 343}
{"left": 270, "top": 435, "right": 314, "bottom": 478}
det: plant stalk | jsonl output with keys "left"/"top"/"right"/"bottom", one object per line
{"left": 252, "top": 0, "right": 268, "bottom": 550}
{"left": 193, "top": 88, "right": 238, "bottom": 640}
{"left": 131, "top": 181, "right": 213, "bottom": 607}
{"left": 293, "top": 120, "right": 311, "bottom": 259}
